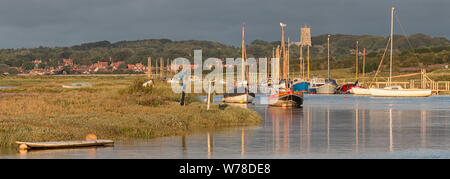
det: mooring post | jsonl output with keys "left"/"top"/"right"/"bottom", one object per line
{"left": 207, "top": 80, "right": 212, "bottom": 110}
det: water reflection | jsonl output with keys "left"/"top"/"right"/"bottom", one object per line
{"left": 2, "top": 95, "right": 450, "bottom": 159}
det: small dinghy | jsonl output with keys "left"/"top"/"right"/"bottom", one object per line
{"left": 16, "top": 139, "right": 114, "bottom": 150}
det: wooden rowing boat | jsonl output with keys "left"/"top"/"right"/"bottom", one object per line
{"left": 16, "top": 139, "right": 114, "bottom": 150}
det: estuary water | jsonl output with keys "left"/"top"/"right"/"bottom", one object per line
{"left": 1, "top": 95, "right": 450, "bottom": 159}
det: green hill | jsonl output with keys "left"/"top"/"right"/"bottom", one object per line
{"left": 0, "top": 34, "right": 448, "bottom": 74}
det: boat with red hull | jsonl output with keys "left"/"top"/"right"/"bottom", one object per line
{"left": 268, "top": 90, "right": 304, "bottom": 107}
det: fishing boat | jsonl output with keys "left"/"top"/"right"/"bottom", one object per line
{"left": 62, "top": 82, "right": 92, "bottom": 89}
{"left": 268, "top": 89, "right": 303, "bottom": 107}
{"left": 269, "top": 22, "right": 304, "bottom": 107}
{"left": 369, "top": 7, "right": 431, "bottom": 97}
{"left": 223, "top": 23, "right": 254, "bottom": 103}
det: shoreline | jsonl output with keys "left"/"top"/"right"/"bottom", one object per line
{"left": 0, "top": 76, "right": 262, "bottom": 148}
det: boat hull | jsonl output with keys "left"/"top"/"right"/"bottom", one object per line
{"left": 268, "top": 91, "right": 304, "bottom": 107}
{"left": 16, "top": 140, "right": 114, "bottom": 149}
{"left": 350, "top": 87, "right": 371, "bottom": 95}
{"left": 316, "top": 83, "right": 337, "bottom": 94}
{"left": 292, "top": 82, "right": 309, "bottom": 93}
{"left": 223, "top": 93, "right": 254, "bottom": 103}
{"left": 369, "top": 88, "right": 432, "bottom": 97}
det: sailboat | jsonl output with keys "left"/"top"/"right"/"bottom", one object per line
{"left": 223, "top": 23, "right": 255, "bottom": 103}
{"left": 369, "top": 7, "right": 431, "bottom": 97}
{"left": 268, "top": 22, "right": 304, "bottom": 107}
{"left": 350, "top": 42, "right": 370, "bottom": 95}
{"left": 316, "top": 35, "right": 337, "bottom": 94}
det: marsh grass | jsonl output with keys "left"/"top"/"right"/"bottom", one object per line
{"left": 0, "top": 75, "right": 261, "bottom": 148}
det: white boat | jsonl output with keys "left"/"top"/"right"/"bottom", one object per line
{"left": 368, "top": 7, "right": 432, "bottom": 97}
{"left": 350, "top": 86, "right": 371, "bottom": 95}
{"left": 223, "top": 23, "right": 254, "bottom": 103}
{"left": 223, "top": 93, "right": 255, "bottom": 103}
{"left": 316, "top": 79, "right": 337, "bottom": 94}
{"left": 370, "top": 86, "right": 431, "bottom": 97}
{"left": 62, "top": 82, "right": 92, "bottom": 89}
{"left": 316, "top": 35, "right": 337, "bottom": 95}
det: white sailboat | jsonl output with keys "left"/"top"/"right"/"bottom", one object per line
{"left": 350, "top": 86, "right": 371, "bottom": 95}
{"left": 224, "top": 23, "right": 254, "bottom": 103}
{"left": 369, "top": 7, "right": 431, "bottom": 97}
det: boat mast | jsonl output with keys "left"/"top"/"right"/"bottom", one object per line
{"left": 300, "top": 44, "right": 303, "bottom": 79}
{"left": 356, "top": 40, "right": 359, "bottom": 81}
{"left": 389, "top": 7, "right": 394, "bottom": 86}
{"left": 327, "top": 34, "right": 330, "bottom": 80}
{"left": 280, "top": 22, "right": 287, "bottom": 88}
{"left": 241, "top": 22, "right": 245, "bottom": 84}
{"left": 287, "top": 37, "right": 290, "bottom": 80}
{"left": 307, "top": 45, "right": 310, "bottom": 81}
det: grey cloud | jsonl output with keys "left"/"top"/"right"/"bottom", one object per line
{"left": 0, "top": 0, "right": 448, "bottom": 48}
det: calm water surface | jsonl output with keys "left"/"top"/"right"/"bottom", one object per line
{"left": 2, "top": 95, "right": 450, "bottom": 159}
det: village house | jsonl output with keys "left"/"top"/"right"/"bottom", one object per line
{"left": 90, "top": 61, "right": 109, "bottom": 72}
{"left": 63, "top": 59, "right": 73, "bottom": 66}
{"left": 127, "top": 62, "right": 147, "bottom": 72}
{"left": 110, "top": 61, "right": 124, "bottom": 71}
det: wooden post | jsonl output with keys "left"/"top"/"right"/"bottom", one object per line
{"left": 268, "top": 56, "right": 271, "bottom": 78}
{"left": 362, "top": 48, "right": 365, "bottom": 86}
{"left": 207, "top": 80, "right": 212, "bottom": 110}
{"left": 147, "top": 57, "right": 152, "bottom": 79}
{"left": 155, "top": 59, "right": 159, "bottom": 77}
{"left": 160, "top": 58, "right": 164, "bottom": 78}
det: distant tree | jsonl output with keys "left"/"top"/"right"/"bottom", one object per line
{"left": 21, "top": 62, "right": 34, "bottom": 71}
{"left": 8, "top": 67, "right": 18, "bottom": 75}
{"left": 0, "top": 64, "right": 8, "bottom": 73}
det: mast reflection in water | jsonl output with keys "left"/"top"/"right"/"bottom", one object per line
{"left": 2, "top": 95, "right": 450, "bottom": 159}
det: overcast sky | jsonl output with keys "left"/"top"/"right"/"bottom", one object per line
{"left": 0, "top": 0, "right": 448, "bottom": 48}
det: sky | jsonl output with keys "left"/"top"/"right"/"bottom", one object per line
{"left": 0, "top": 0, "right": 448, "bottom": 48}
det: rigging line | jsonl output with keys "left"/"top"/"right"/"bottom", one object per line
{"left": 369, "top": 37, "right": 391, "bottom": 87}
{"left": 395, "top": 12, "right": 423, "bottom": 66}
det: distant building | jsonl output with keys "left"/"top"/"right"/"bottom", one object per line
{"left": 110, "top": 61, "right": 124, "bottom": 70}
{"left": 63, "top": 59, "right": 73, "bottom": 66}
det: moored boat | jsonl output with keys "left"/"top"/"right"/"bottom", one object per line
{"left": 337, "top": 81, "right": 358, "bottom": 94}
{"left": 223, "top": 87, "right": 255, "bottom": 103}
{"left": 16, "top": 139, "right": 114, "bottom": 150}
{"left": 316, "top": 79, "right": 337, "bottom": 94}
{"left": 368, "top": 7, "right": 432, "bottom": 98}
{"left": 268, "top": 89, "right": 304, "bottom": 107}
{"left": 350, "top": 86, "right": 371, "bottom": 95}
{"left": 369, "top": 86, "right": 431, "bottom": 97}
{"left": 291, "top": 79, "right": 309, "bottom": 93}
